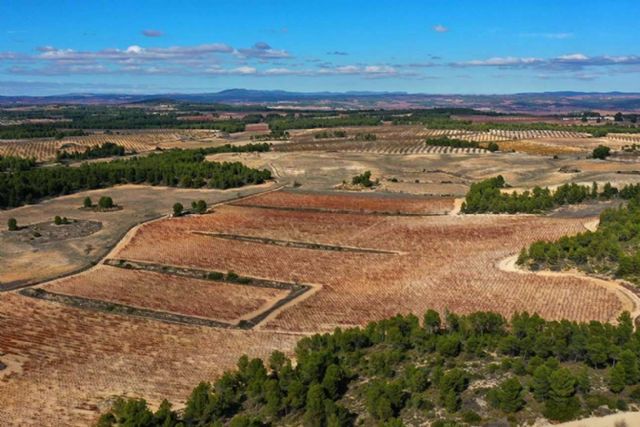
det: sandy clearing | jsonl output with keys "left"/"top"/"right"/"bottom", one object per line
{"left": 554, "top": 411, "right": 640, "bottom": 427}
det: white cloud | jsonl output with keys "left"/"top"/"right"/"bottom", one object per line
{"left": 433, "top": 25, "right": 449, "bottom": 33}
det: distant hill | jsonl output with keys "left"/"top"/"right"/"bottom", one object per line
{"left": 2, "top": 90, "right": 640, "bottom": 113}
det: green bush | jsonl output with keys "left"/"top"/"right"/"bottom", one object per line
{"left": 592, "top": 145, "right": 611, "bottom": 160}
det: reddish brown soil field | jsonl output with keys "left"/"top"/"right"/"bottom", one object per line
{"left": 0, "top": 293, "right": 299, "bottom": 425}
{"left": 44, "top": 266, "right": 288, "bottom": 323}
{"left": 233, "top": 190, "right": 455, "bottom": 214}
{"left": 0, "top": 192, "right": 630, "bottom": 425}
{"left": 115, "top": 199, "right": 625, "bottom": 331}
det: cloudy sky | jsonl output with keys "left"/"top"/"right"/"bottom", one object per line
{"left": 1, "top": 0, "right": 639, "bottom": 95}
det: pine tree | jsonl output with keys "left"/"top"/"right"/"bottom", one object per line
{"left": 496, "top": 377, "right": 525, "bottom": 413}
{"left": 620, "top": 350, "right": 639, "bottom": 385}
{"left": 609, "top": 363, "right": 627, "bottom": 393}
{"left": 544, "top": 368, "right": 579, "bottom": 421}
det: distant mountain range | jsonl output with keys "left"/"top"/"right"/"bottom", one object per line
{"left": 2, "top": 89, "right": 640, "bottom": 113}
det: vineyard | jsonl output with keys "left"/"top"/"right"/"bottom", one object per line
{"left": 0, "top": 292, "right": 299, "bottom": 425}
{"left": 278, "top": 125, "right": 605, "bottom": 155}
{"left": 0, "top": 190, "right": 632, "bottom": 424}
{"left": 0, "top": 129, "right": 221, "bottom": 161}
{"left": 113, "top": 193, "right": 626, "bottom": 331}
{"left": 42, "top": 265, "right": 290, "bottom": 324}
{"left": 232, "top": 190, "right": 455, "bottom": 214}
{"left": 487, "top": 129, "right": 591, "bottom": 139}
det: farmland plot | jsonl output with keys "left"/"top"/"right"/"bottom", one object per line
{"left": 113, "top": 196, "right": 627, "bottom": 331}
{"left": 0, "top": 129, "right": 222, "bottom": 161}
{"left": 0, "top": 191, "right": 631, "bottom": 425}
{"left": 232, "top": 190, "right": 455, "bottom": 215}
{"left": 0, "top": 292, "right": 299, "bottom": 426}
{"left": 43, "top": 265, "right": 289, "bottom": 324}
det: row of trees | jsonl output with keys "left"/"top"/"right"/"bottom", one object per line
{"left": 0, "top": 146, "right": 272, "bottom": 209}
{"left": 315, "top": 130, "right": 347, "bottom": 139}
{"left": 461, "top": 176, "right": 631, "bottom": 214}
{"left": 517, "top": 200, "right": 640, "bottom": 283}
{"left": 173, "top": 200, "right": 208, "bottom": 217}
{"left": 98, "top": 309, "right": 640, "bottom": 426}
{"left": 425, "top": 137, "right": 479, "bottom": 149}
{"left": 268, "top": 115, "right": 381, "bottom": 133}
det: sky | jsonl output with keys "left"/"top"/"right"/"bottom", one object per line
{"left": 1, "top": 0, "right": 639, "bottom": 95}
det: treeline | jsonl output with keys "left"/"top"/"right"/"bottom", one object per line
{"left": 517, "top": 200, "right": 640, "bottom": 283}
{"left": 56, "top": 142, "right": 127, "bottom": 162}
{"left": 200, "top": 143, "right": 271, "bottom": 155}
{"left": 98, "top": 309, "right": 640, "bottom": 426}
{"left": 268, "top": 115, "right": 381, "bottom": 132}
{"left": 315, "top": 130, "right": 347, "bottom": 139}
{"left": 0, "top": 124, "right": 86, "bottom": 140}
{"left": 0, "top": 155, "right": 36, "bottom": 172}
{"left": 461, "top": 176, "right": 631, "bottom": 214}
{"left": 0, "top": 146, "right": 271, "bottom": 209}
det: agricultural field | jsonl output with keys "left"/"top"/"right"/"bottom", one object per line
{"left": 2, "top": 189, "right": 635, "bottom": 424}
{"left": 0, "top": 182, "right": 278, "bottom": 289}
{"left": 42, "top": 265, "right": 290, "bottom": 324}
{"left": 232, "top": 189, "right": 455, "bottom": 215}
{"left": 0, "top": 129, "right": 225, "bottom": 161}
{"left": 109, "top": 196, "right": 630, "bottom": 330}
{"left": 3, "top": 113, "right": 640, "bottom": 425}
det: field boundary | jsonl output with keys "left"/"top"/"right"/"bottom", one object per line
{"left": 191, "top": 232, "right": 401, "bottom": 255}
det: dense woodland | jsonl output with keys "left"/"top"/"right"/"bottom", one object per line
{"left": 518, "top": 200, "right": 640, "bottom": 284}
{"left": 0, "top": 144, "right": 271, "bottom": 209}
{"left": 98, "top": 309, "right": 640, "bottom": 426}
{"left": 460, "top": 176, "right": 637, "bottom": 214}
{"left": 0, "top": 155, "right": 36, "bottom": 172}
{"left": 0, "top": 124, "right": 86, "bottom": 139}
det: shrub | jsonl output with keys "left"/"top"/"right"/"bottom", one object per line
{"left": 207, "top": 271, "right": 224, "bottom": 281}
{"left": 98, "top": 196, "right": 114, "bottom": 210}
{"left": 593, "top": 145, "right": 611, "bottom": 160}
{"left": 191, "top": 200, "right": 207, "bottom": 214}
{"left": 7, "top": 218, "right": 17, "bottom": 231}
{"left": 83, "top": 196, "right": 93, "bottom": 208}
{"left": 352, "top": 171, "right": 374, "bottom": 187}
{"left": 172, "top": 202, "right": 184, "bottom": 217}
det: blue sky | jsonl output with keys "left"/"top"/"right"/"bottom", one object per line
{"left": 1, "top": 0, "right": 639, "bottom": 95}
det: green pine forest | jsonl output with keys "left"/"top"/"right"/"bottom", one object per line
{"left": 98, "top": 310, "right": 640, "bottom": 427}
